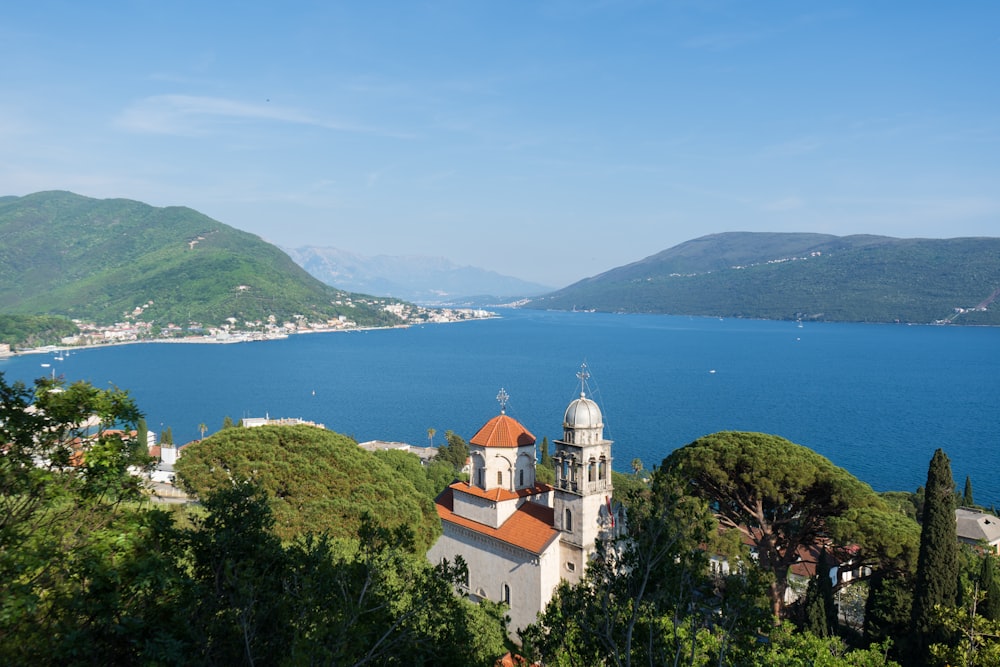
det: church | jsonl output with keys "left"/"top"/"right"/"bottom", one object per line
{"left": 426, "top": 368, "right": 617, "bottom": 636}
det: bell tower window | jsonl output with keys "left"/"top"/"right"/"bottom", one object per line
{"left": 565, "top": 508, "right": 573, "bottom": 532}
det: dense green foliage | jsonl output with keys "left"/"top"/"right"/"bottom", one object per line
{"left": 0, "top": 190, "right": 405, "bottom": 327}
{"left": 0, "top": 373, "right": 154, "bottom": 662}
{"left": 175, "top": 424, "right": 441, "bottom": 552}
{"left": 0, "top": 372, "right": 508, "bottom": 665}
{"left": 434, "top": 429, "right": 470, "bottom": 472}
{"left": 981, "top": 556, "right": 1000, "bottom": 622}
{"left": 528, "top": 232, "right": 1000, "bottom": 324}
{"left": 523, "top": 465, "right": 899, "bottom": 666}
{"left": 910, "top": 448, "right": 960, "bottom": 663}
{"left": 0, "top": 313, "right": 79, "bottom": 347}
{"left": 663, "top": 431, "right": 919, "bottom": 618}
{"left": 373, "top": 447, "right": 458, "bottom": 500}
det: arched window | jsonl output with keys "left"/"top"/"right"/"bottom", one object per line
{"left": 598, "top": 458, "right": 607, "bottom": 480}
{"left": 588, "top": 460, "right": 595, "bottom": 482}
{"left": 519, "top": 468, "right": 524, "bottom": 486}
{"left": 565, "top": 508, "right": 573, "bottom": 532}
{"left": 497, "top": 470, "right": 503, "bottom": 486}
{"left": 477, "top": 468, "right": 484, "bottom": 488}
{"left": 502, "top": 583, "right": 510, "bottom": 604}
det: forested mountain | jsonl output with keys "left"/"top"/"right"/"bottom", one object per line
{"left": 285, "top": 245, "right": 553, "bottom": 305}
{"left": 0, "top": 191, "right": 403, "bottom": 327}
{"left": 527, "top": 232, "right": 1000, "bottom": 324}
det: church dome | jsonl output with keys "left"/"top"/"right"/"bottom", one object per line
{"left": 564, "top": 394, "right": 602, "bottom": 429}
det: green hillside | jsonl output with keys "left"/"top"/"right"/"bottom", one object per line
{"left": 0, "top": 191, "right": 402, "bottom": 327}
{"left": 528, "top": 232, "right": 1000, "bottom": 324}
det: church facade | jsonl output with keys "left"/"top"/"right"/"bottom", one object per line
{"left": 426, "top": 378, "right": 616, "bottom": 636}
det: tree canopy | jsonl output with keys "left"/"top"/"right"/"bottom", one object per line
{"left": 662, "top": 431, "right": 911, "bottom": 618}
{"left": 175, "top": 424, "right": 441, "bottom": 552}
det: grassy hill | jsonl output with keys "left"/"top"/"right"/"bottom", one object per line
{"left": 0, "top": 191, "right": 403, "bottom": 328}
{"left": 527, "top": 232, "right": 1000, "bottom": 324}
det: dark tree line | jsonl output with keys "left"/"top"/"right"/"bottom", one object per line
{"left": 0, "top": 372, "right": 506, "bottom": 666}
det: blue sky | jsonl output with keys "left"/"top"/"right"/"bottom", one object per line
{"left": 2, "top": 2, "right": 997, "bottom": 287}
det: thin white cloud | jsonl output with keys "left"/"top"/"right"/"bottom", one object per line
{"left": 115, "top": 94, "right": 411, "bottom": 138}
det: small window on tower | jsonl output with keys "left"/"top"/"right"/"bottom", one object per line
{"left": 519, "top": 468, "right": 524, "bottom": 486}
{"left": 497, "top": 470, "right": 503, "bottom": 486}
{"left": 566, "top": 562, "right": 576, "bottom": 572}
{"left": 565, "top": 508, "right": 573, "bottom": 532}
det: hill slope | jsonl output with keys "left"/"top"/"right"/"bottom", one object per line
{"left": 285, "top": 245, "right": 553, "bottom": 305}
{"left": 527, "top": 232, "right": 1000, "bottom": 324}
{"left": 0, "top": 191, "right": 402, "bottom": 327}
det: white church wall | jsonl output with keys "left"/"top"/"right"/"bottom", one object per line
{"left": 427, "top": 521, "right": 553, "bottom": 638}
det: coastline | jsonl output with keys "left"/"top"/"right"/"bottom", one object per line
{"left": 2, "top": 312, "right": 500, "bottom": 359}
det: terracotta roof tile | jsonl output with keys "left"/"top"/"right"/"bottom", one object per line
{"left": 451, "top": 481, "right": 552, "bottom": 503}
{"left": 435, "top": 486, "right": 559, "bottom": 555}
{"left": 470, "top": 414, "right": 535, "bottom": 448}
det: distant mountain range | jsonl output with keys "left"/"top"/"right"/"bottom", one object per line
{"left": 0, "top": 191, "right": 403, "bottom": 328}
{"left": 284, "top": 246, "right": 553, "bottom": 305}
{"left": 526, "top": 232, "right": 1000, "bottom": 324}
{"left": 4, "top": 192, "right": 996, "bottom": 329}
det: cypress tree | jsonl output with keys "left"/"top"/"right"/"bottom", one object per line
{"left": 910, "top": 448, "right": 959, "bottom": 662}
{"left": 802, "top": 548, "right": 838, "bottom": 637}
{"left": 982, "top": 555, "right": 1000, "bottom": 621}
{"left": 136, "top": 418, "right": 149, "bottom": 457}
{"left": 963, "top": 475, "right": 974, "bottom": 507}
{"left": 540, "top": 436, "right": 551, "bottom": 467}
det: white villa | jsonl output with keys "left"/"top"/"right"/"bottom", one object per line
{"left": 427, "top": 373, "right": 618, "bottom": 636}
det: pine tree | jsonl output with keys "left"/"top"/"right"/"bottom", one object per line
{"left": 963, "top": 475, "right": 974, "bottom": 507}
{"left": 910, "top": 448, "right": 959, "bottom": 663}
{"left": 222, "top": 415, "right": 235, "bottom": 429}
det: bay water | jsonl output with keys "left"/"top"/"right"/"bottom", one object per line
{"left": 1, "top": 308, "right": 997, "bottom": 506}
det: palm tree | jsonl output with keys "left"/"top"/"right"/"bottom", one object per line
{"left": 198, "top": 422, "right": 207, "bottom": 440}
{"left": 427, "top": 427, "right": 436, "bottom": 447}
{"left": 631, "top": 458, "right": 643, "bottom": 475}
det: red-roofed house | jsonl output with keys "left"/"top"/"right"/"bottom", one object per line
{"left": 427, "top": 376, "right": 617, "bottom": 638}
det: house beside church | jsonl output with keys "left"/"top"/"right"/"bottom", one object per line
{"left": 426, "top": 374, "right": 618, "bottom": 636}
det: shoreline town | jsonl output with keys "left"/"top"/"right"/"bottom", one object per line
{"left": 0, "top": 304, "right": 497, "bottom": 359}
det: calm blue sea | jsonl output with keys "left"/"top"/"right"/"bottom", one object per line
{"left": 1, "top": 309, "right": 998, "bottom": 505}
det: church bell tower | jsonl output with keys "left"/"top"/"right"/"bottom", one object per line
{"left": 552, "top": 364, "right": 613, "bottom": 577}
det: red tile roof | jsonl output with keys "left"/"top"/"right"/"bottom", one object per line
{"left": 435, "top": 486, "right": 559, "bottom": 555}
{"left": 451, "top": 481, "right": 552, "bottom": 503}
{"left": 470, "top": 414, "right": 536, "bottom": 448}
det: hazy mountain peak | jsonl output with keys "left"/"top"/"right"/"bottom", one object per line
{"left": 285, "top": 246, "right": 554, "bottom": 305}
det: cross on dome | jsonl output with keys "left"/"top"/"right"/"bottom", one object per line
{"left": 577, "top": 363, "right": 590, "bottom": 397}
{"left": 497, "top": 387, "right": 510, "bottom": 414}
